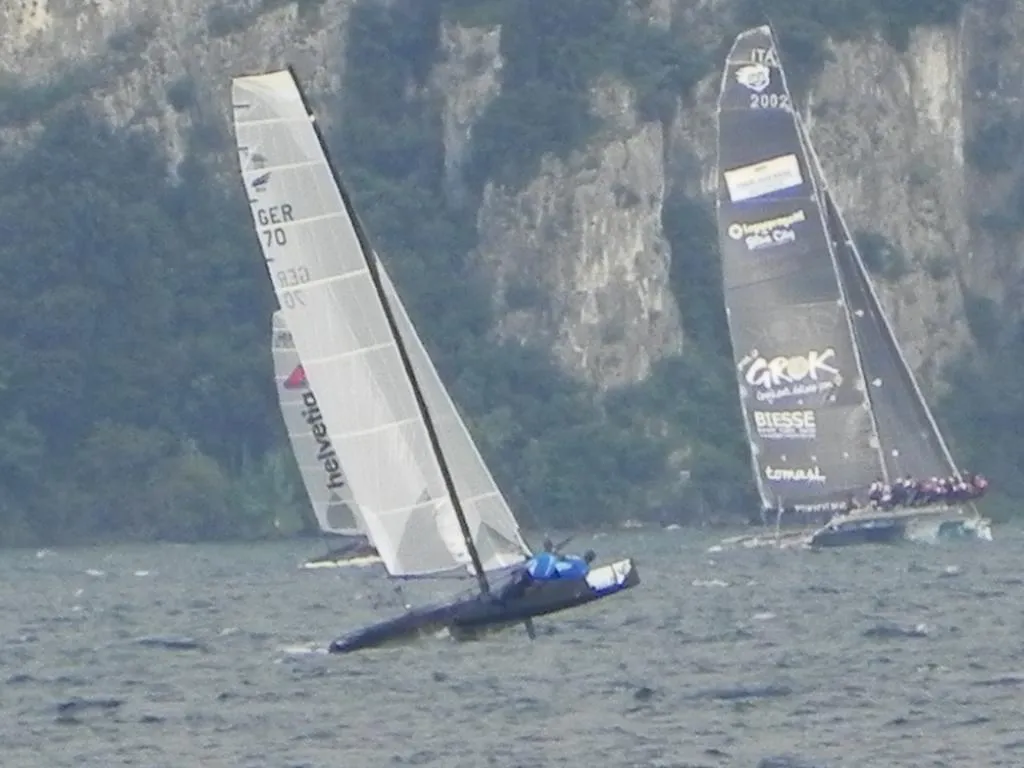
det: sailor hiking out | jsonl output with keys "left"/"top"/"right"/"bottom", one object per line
{"left": 495, "top": 540, "right": 596, "bottom": 603}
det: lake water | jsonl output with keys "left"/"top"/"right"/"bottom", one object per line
{"left": 2, "top": 527, "right": 1022, "bottom": 767}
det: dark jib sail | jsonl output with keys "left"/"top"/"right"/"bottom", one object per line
{"left": 715, "top": 26, "right": 885, "bottom": 519}
{"left": 821, "top": 188, "right": 958, "bottom": 480}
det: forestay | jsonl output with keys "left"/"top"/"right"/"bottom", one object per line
{"left": 233, "top": 70, "right": 529, "bottom": 577}
{"left": 271, "top": 311, "right": 363, "bottom": 536}
{"left": 377, "top": 260, "right": 531, "bottom": 568}
{"left": 814, "top": 167, "right": 961, "bottom": 482}
{"left": 715, "top": 26, "right": 884, "bottom": 514}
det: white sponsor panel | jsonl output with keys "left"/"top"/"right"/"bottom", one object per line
{"left": 738, "top": 347, "right": 840, "bottom": 404}
{"left": 764, "top": 465, "right": 826, "bottom": 484}
{"left": 735, "top": 63, "right": 770, "bottom": 93}
{"left": 724, "top": 154, "right": 803, "bottom": 203}
{"left": 753, "top": 409, "right": 816, "bottom": 440}
{"left": 727, "top": 209, "right": 806, "bottom": 251}
{"left": 793, "top": 500, "right": 848, "bottom": 514}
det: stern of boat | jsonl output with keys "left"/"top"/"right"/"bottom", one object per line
{"left": 584, "top": 557, "right": 639, "bottom": 596}
{"left": 907, "top": 513, "right": 994, "bottom": 544}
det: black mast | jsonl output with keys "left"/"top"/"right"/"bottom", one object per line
{"left": 287, "top": 68, "right": 491, "bottom": 595}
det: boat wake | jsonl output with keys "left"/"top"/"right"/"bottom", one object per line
{"left": 299, "top": 554, "right": 383, "bottom": 570}
{"left": 275, "top": 643, "right": 328, "bottom": 658}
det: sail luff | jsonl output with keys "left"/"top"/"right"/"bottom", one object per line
{"left": 798, "top": 122, "right": 962, "bottom": 480}
{"left": 786, "top": 123, "right": 889, "bottom": 484}
{"left": 715, "top": 34, "right": 772, "bottom": 511}
{"left": 281, "top": 69, "right": 490, "bottom": 594}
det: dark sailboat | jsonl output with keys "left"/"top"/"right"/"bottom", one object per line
{"left": 232, "top": 68, "right": 639, "bottom": 651}
{"left": 713, "top": 26, "right": 992, "bottom": 550}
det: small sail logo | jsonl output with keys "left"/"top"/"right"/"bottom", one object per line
{"left": 736, "top": 63, "right": 770, "bottom": 93}
{"left": 764, "top": 465, "right": 826, "bottom": 484}
{"left": 284, "top": 364, "right": 308, "bottom": 389}
{"left": 743, "top": 349, "right": 838, "bottom": 389}
{"left": 251, "top": 171, "right": 272, "bottom": 191}
{"left": 740, "top": 348, "right": 840, "bottom": 404}
{"left": 728, "top": 209, "right": 805, "bottom": 251}
{"left": 753, "top": 409, "right": 816, "bottom": 440}
{"left": 299, "top": 390, "right": 347, "bottom": 491}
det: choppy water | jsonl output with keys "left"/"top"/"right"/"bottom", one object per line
{"left": 2, "top": 527, "right": 1023, "bottom": 768}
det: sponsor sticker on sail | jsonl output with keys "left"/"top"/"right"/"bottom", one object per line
{"left": 735, "top": 63, "right": 770, "bottom": 93}
{"left": 728, "top": 210, "right": 806, "bottom": 251}
{"left": 753, "top": 409, "right": 816, "bottom": 440}
{"left": 738, "top": 347, "right": 840, "bottom": 404}
{"left": 764, "top": 465, "right": 827, "bottom": 484}
{"left": 724, "top": 154, "right": 803, "bottom": 203}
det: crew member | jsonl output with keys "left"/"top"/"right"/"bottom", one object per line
{"left": 494, "top": 548, "right": 596, "bottom": 603}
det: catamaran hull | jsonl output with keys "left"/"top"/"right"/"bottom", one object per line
{"left": 301, "top": 539, "right": 382, "bottom": 570}
{"left": 328, "top": 558, "right": 639, "bottom": 654}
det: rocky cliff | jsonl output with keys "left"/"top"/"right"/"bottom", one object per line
{"left": 3, "top": 0, "right": 1007, "bottom": 390}
{"left": 2, "top": 0, "right": 1019, "bottom": 525}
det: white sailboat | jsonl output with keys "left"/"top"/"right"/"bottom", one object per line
{"left": 232, "top": 68, "right": 638, "bottom": 651}
{"left": 271, "top": 311, "right": 381, "bottom": 568}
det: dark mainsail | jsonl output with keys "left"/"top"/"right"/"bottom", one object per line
{"left": 715, "top": 26, "right": 885, "bottom": 515}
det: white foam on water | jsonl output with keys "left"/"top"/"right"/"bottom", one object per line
{"left": 692, "top": 579, "right": 729, "bottom": 588}
{"left": 300, "top": 554, "right": 382, "bottom": 570}
{"left": 276, "top": 644, "right": 327, "bottom": 658}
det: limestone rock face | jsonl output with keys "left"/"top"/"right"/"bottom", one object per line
{"left": 3, "top": 0, "right": 1018, "bottom": 496}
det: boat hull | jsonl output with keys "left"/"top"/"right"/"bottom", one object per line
{"left": 328, "top": 558, "right": 639, "bottom": 654}
{"left": 711, "top": 506, "right": 993, "bottom": 552}
{"left": 301, "top": 538, "right": 382, "bottom": 570}
{"left": 809, "top": 505, "right": 992, "bottom": 549}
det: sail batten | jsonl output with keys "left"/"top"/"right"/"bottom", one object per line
{"left": 716, "top": 25, "right": 884, "bottom": 516}
{"left": 234, "top": 69, "right": 528, "bottom": 579}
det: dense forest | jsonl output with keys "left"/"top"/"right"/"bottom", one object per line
{"left": 0, "top": 0, "right": 1012, "bottom": 547}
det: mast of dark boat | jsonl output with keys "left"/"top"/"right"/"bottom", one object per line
{"left": 798, "top": 120, "right": 972, "bottom": 492}
{"left": 286, "top": 68, "right": 491, "bottom": 595}
{"left": 766, "top": 24, "right": 890, "bottom": 486}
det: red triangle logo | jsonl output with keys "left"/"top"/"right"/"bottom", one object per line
{"left": 283, "top": 364, "right": 307, "bottom": 390}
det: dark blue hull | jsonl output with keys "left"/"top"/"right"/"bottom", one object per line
{"left": 809, "top": 517, "right": 906, "bottom": 548}
{"left": 329, "top": 558, "right": 640, "bottom": 653}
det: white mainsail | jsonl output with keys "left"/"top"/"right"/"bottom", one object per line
{"left": 233, "top": 69, "right": 530, "bottom": 578}
{"left": 271, "top": 311, "right": 363, "bottom": 536}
